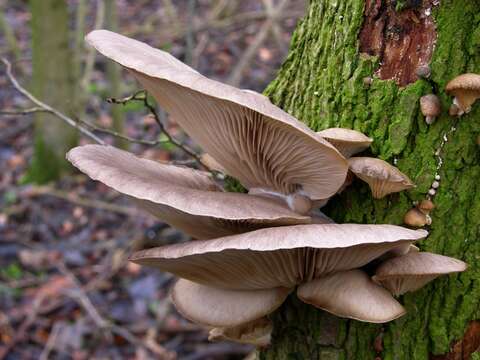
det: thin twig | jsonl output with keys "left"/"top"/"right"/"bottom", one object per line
{"left": 39, "top": 322, "right": 61, "bottom": 360}
{"left": 1, "top": 57, "right": 106, "bottom": 145}
{"left": 0, "top": 107, "right": 49, "bottom": 115}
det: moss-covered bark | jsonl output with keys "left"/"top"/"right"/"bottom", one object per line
{"left": 260, "top": 1, "right": 480, "bottom": 359}
{"left": 28, "top": 0, "right": 78, "bottom": 183}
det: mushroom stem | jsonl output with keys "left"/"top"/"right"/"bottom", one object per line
{"left": 248, "top": 188, "right": 313, "bottom": 215}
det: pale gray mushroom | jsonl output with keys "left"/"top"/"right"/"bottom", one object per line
{"left": 316, "top": 128, "right": 373, "bottom": 158}
{"left": 67, "top": 145, "right": 310, "bottom": 239}
{"left": 297, "top": 270, "right": 406, "bottom": 323}
{"left": 373, "top": 252, "right": 467, "bottom": 296}
{"left": 85, "top": 30, "right": 349, "bottom": 206}
{"left": 130, "top": 224, "right": 428, "bottom": 290}
{"left": 348, "top": 157, "right": 415, "bottom": 199}
{"left": 445, "top": 73, "right": 480, "bottom": 115}
{"left": 420, "top": 94, "right": 441, "bottom": 125}
{"left": 208, "top": 317, "right": 273, "bottom": 347}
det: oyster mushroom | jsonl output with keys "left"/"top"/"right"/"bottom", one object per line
{"left": 130, "top": 224, "right": 428, "bottom": 324}
{"left": 373, "top": 252, "right": 467, "bottom": 296}
{"left": 445, "top": 73, "right": 480, "bottom": 115}
{"left": 404, "top": 208, "right": 431, "bottom": 228}
{"left": 85, "top": 30, "right": 349, "bottom": 206}
{"left": 348, "top": 157, "right": 415, "bottom": 199}
{"left": 297, "top": 270, "right": 406, "bottom": 323}
{"left": 67, "top": 145, "right": 310, "bottom": 239}
{"left": 316, "top": 128, "right": 373, "bottom": 158}
{"left": 420, "top": 94, "right": 441, "bottom": 125}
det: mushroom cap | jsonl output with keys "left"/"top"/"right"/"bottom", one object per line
{"left": 445, "top": 73, "right": 480, "bottom": 112}
{"left": 130, "top": 224, "right": 428, "bottom": 290}
{"left": 420, "top": 94, "right": 441, "bottom": 117}
{"left": 172, "top": 279, "right": 290, "bottom": 327}
{"left": 316, "top": 128, "right": 373, "bottom": 158}
{"left": 67, "top": 145, "right": 310, "bottom": 239}
{"left": 418, "top": 199, "right": 435, "bottom": 214}
{"left": 208, "top": 317, "right": 273, "bottom": 347}
{"left": 297, "top": 270, "right": 406, "bottom": 323}
{"left": 373, "top": 252, "right": 467, "bottom": 296}
{"left": 200, "top": 153, "right": 227, "bottom": 174}
{"left": 403, "top": 208, "right": 429, "bottom": 228}
{"left": 85, "top": 30, "right": 348, "bottom": 200}
{"left": 348, "top": 157, "right": 415, "bottom": 199}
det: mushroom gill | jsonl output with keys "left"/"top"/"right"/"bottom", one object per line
{"left": 348, "top": 157, "right": 415, "bottom": 199}
{"left": 67, "top": 145, "right": 310, "bottom": 239}
{"left": 85, "top": 30, "right": 349, "bottom": 201}
{"left": 445, "top": 73, "right": 480, "bottom": 115}
{"left": 316, "top": 128, "right": 373, "bottom": 158}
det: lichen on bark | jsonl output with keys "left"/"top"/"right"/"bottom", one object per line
{"left": 260, "top": 0, "right": 480, "bottom": 359}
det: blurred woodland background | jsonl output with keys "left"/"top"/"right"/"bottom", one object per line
{"left": 0, "top": 0, "right": 305, "bottom": 358}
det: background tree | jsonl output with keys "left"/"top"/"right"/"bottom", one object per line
{"left": 28, "top": 0, "right": 78, "bottom": 183}
{"left": 260, "top": 1, "right": 480, "bottom": 359}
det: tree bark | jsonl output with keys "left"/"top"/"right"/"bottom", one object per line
{"left": 260, "top": 1, "right": 480, "bottom": 359}
{"left": 28, "top": 0, "right": 78, "bottom": 183}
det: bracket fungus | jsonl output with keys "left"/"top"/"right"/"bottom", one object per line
{"left": 445, "top": 73, "right": 480, "bottom": 115}
{"left": 373, "top": 252, "right": 467, "bottom": 296}
{"left": 348, "top": 157, "right": 415, "bottom": 198}
{"left": 65, "top": 30, "right": 468, "bottom": 346}
{"left": 316, "top": 128, "right": 373, "bottom": 158}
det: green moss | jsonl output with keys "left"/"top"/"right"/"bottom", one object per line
{"left": 261, "top": 0, "right": 480, "bottom": 359}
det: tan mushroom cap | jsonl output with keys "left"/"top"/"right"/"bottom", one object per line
{"left": 316, "top": 128, "right": 373, "bottom": 158}
{"left": 297, "top": 270, "right": 406, "bottom": 323}
{"left": 373, "top": 252, "right": 467, "bottom": 296}
{"left": 200, "top": 153, "right": 227, "bottom": 174}
{"left": 445, "top": 73, "right": 480, "bottom": 114}
{"left": 67, "top": 145, "right": 310, "bottom": 240}
{"left": 171, "top": 279, "right": 290, "bottom": 327}
{"left": 348, "top": 157, "right": 415, "bottom": 199}
{"left": 208, "top": 317, "right": 273, "bottom": 347}
{"left": 85, "top": 30, "right": 348, "bottom": 200}
{"left": 420, "top": 94, "right": 441, "bottom": 124}
{"left": 130, "top": 224, "right": 428, "bottom": 290}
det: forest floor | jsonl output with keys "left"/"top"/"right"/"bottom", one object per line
{"left": 0, "top": 1, "right": 305, "bottom": 359}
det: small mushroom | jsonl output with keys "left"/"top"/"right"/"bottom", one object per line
{"left": 418, "top": 199, "right": 435, "bottom": 215}
{"left": 404, "top": 208, "right": 430, "bottom": 227}
{"left": 208, "top": 317, "right": 272, "bottom": 347}
{"left": 420, "top": 94, "right": 441, "bottom": 124}
{"left": 373, "top": 252, "right": 467, "bottom": 296}
{"left": 416, "top": 65, "right": 431, "bottom": 79}
{"left": 200, "top": 153, "right": 227, "bottom": 174}
{"left": 297, "top": 270, "right": 406, "bottom": 323}
{"left": 67, "top": 145, "right": 310, "bottom": 240}
{"left": 348, "top": 157, "right": 415, "bottom": 199}
{"left": 316, "top": 128, "right": 373, "bottom": 158}
{"left": 445, "top": 73, "right": 480, "bottom": 115}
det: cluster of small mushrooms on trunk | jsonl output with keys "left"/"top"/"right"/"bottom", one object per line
{"left": 410, "top": 72, "right": 480, "bottom": 228}
{"left": 66, "top": 30, "right": 467, "bottom": 346}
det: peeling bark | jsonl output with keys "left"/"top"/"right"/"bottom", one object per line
{"left": 359, "top": 0, "right": 437, "bottom": 86}
{"left": 431, "top": 321, "right": 480, "bottom": 360}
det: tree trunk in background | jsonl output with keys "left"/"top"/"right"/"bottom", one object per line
{"left": 28, "top": 0, "right": 78, "bottom": 183}
{"left": 105, "top": 0, "right": 126, "bottom": 149}
{"left": 260, "top": 1, "right": 480, "bottom": 359}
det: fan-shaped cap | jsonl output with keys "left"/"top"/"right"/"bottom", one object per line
{"left": 85, "top": 30, "right": 348, "bottom": 200}
{"left": 316, "top": 128, "right": 373, "bottom": 158}
{"left": 66, "top": 145, "right": 310, "bottom": 239}
{"left": 348, "top": 157, "right": 414, "bottom": 199}
{"left": 171, "top": 279, "right": 290, "bottom": 327}
{"left": 445, "top": 73, "right": 480, "bottom": 114}
{"left": 208, "top": 317, "right": 273, "bottom": 347}
{"left": 373, "top": 252, "right": 467, "bottom": 296}
{"left": 130, "top": 224, "right": 428, "bottom": 290}
{"left": 297, "top": 270, "right": 406, "bottom": 323}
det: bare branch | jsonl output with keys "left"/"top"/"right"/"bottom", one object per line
{"left": 0, "top": 107, "right": 49, "bottom": 115}
{"left": 1, "top": 57, "right": 106, "bottom": 145}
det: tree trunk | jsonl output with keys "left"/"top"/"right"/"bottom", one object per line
{"left": 260, "top": 1, "right": 480, "bottom": 359}
{"left": 28, "top": 0, "right": 78, "bottom": 183}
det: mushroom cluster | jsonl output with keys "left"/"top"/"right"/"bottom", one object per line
{"left": 67, "top": 30, "right": 467, "bottom": 346}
